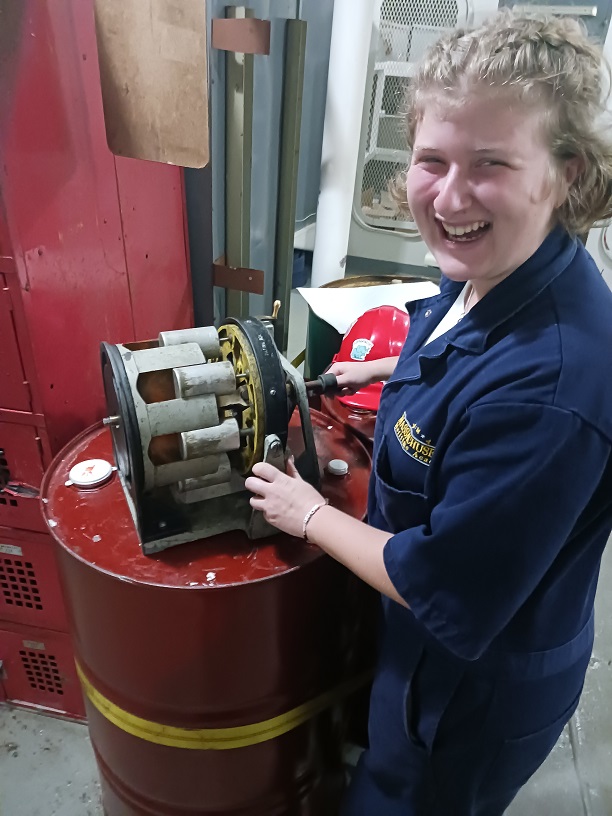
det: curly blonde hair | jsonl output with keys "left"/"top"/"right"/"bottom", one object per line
{"left": 394, "top": 11, "right": 612, "bottom": 234}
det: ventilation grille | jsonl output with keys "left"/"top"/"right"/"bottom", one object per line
{"left": 359, "top": 0, "right": 462, "bottom": 231}
{"left": 20, "top": 649, "right": 64, "bottom": 695}
{"left": 0, "top": 557, "right": 43, "bottom": 610}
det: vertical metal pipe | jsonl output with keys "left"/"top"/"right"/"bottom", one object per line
{"left": 274, "top": 19, "right": 307, "bottom": 353}
{"left": 225, "top": 5, "right": 253, "bottom": 318}
{"left": 184, "top": 164, "right": 215, "bottom": 326}
{"left": 310, "top": 0, "right": 378, "bottom": 288}
{"left": 585, "top": 20, "right": 612, "bottom": 290}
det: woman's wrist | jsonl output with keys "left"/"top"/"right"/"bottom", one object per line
{"left": 367, "top": 356, "right": 399, "bottom": 383}
{"left": 302, "top": 502, "right": 335, "bottom": 548}
{"left": 302, "top": 499, "right": 329, "bottom": 541}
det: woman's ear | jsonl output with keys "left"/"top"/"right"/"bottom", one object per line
{"left": 563, "top": 155, "right": 584, "bottom": 187}
{"left": 556, "top": 155, "right": 584, "bottom": 205}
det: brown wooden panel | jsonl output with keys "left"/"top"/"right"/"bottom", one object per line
{"left": 94, "top": 0, "right": 209, "bottom": 167}
{"left": 211, "top": 17, "right": 270, "bottom": 54}
{"left": 213, "top": 259, "right": 264, "bottom": 294}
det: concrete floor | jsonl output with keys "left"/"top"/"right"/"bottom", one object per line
{"left": 2, "top": 293, "right": 612, "bottom": 815}
{"left": 0, "top": 710, "right": 102, "bottom": 815}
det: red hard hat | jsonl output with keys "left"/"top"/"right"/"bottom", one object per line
{"left": 332, "top": 305, "right": 410, "bottom": 412}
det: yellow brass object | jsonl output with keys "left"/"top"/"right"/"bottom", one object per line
{"left": 217, "top": 322, "right": 265, "bottom": 474}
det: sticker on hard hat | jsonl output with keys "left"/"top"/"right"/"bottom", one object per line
{"left": 350, "top": 339, "right": 374, "bottom": 361}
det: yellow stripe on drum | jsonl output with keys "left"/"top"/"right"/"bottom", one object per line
{"left": 76, "top": 661, "right": 370, "bottom": 750}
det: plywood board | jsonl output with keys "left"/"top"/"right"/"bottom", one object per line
{"left": 94, "top": 0, "right": 209, "bottom": 167}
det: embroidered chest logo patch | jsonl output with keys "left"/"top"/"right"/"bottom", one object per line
{"left": 350, "top": 338, "right": 374, "bottom": 360}
{"left": 394, "top": 413, "right": 435, "bottom": 466}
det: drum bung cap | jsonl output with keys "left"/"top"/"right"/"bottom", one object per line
{"left": 67, "top": 459, "right": 114, "bottom": 488}
{"left": 327, "top": 459, "right": 349, "bottom": 477}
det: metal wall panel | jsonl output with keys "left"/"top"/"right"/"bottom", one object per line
{"left": 0, "top": 0, "right": 193, "bottom": 453}
{"left": 0, "top": 0, "right": 134, "bottom": 451}
{"left": 0, "top": 254, "right": 45, "bottom": 416}
{"left": 206, "top": 0, "right": 300, "bottom": 318}
{"left": 0, "top": 493, "right": 45, "bottom": 536}
{"left": 0, "top": 421, "right": 47, "bottom": 488}
{"left": 0, "top": 419, "right": 50, "bottom": 532}
{"left": 0, "top": 624, "right": 85, "bottom": 720}
{"left": 0, "top": 527, "right": 69, "bottom": 633}
{"left": 114, "top": 156, "right": 193, "bottom": 340}
{"left": 0, "top": 272, "right": 31, "bottom": 412}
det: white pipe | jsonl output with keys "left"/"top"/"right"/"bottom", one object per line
{"left": 310, "top": 0, "right": 378, "bottom": 288}
{"left": 585, "top": 18, "right": 612, "bottom": 289}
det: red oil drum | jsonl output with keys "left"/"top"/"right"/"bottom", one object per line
{"left": 308, "top": 402, "right": 378, "bottom": 752}
{"left": 319, "top": 397, "right": 376, "bottom": 451}
{"left": 41, "top": 409, "right": 371, "bottom": 816}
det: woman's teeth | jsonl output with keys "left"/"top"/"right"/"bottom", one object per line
{"left": 441, "top": 221, "right": 489, "bottom": 240}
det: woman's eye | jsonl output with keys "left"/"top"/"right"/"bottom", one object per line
{"left": 480, "top": 160, "right": 506, "bottom": 167}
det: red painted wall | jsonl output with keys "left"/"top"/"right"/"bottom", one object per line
{"left": 0, "top": 0, "right": 194, "bottom": 454}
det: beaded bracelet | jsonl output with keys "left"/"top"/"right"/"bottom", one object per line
{"left": 302, "top": 499, "right": 329, "bottom": 541}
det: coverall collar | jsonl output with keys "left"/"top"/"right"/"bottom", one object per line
{"left": 400, "top": 226, "right": 577, "bottom": 366}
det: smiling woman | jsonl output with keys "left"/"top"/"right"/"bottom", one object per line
{"left": 398, "top": 11, "right": 612, "bottom": 232}
{"left": 406, "top": 95, "right": 576, "bottom": 299}
{"left": 394, "top": 12, "right": 612, "bottom": 306}
{"left": 246, "top": 11, "right": 612, "bottom": 816}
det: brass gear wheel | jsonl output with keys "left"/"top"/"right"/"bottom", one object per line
{"left": 217, "top": 317, "right": 288, "bottom": 474}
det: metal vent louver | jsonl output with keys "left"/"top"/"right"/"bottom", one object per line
{"left": 1, "top": 558, "right": 43, "bottom": 611}
{"left": 20, "top": 649, "right": 64, "bottom": 695}
{"left": 358, "top": 0, "right": 468, "bottom": 234}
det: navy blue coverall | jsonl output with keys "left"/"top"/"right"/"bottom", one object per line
{"left": 342, "top": 227, "right": 612, "bottom": 815}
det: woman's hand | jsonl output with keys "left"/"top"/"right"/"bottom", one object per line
{"left": 245, "top": 458, "right": 325, "bottom": 539}
{"left": 246, "top": 455, "right": 405, "bottom": 607}
{"left": 327, "top": 357, "right": 398, "bottom": 394}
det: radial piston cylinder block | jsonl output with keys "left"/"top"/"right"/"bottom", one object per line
{"left": 100, "top": 317, "right": 315, "bottom": 553}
